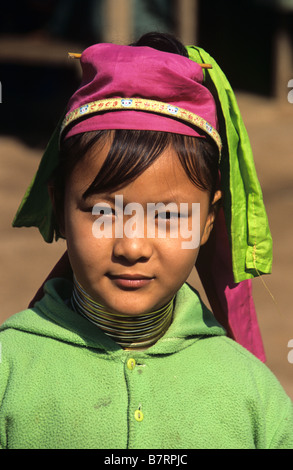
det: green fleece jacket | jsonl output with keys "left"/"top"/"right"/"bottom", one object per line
{"left": 0, "top": 278, "right": 292, "bottom": 449}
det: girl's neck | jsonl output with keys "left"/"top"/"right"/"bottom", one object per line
{"left": 70, "top": 276, "right": 174, "bottom": 350}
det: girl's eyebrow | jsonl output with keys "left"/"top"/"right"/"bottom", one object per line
{"left": 82, "top": 192, "right": 116, "bottom": 204}
{"left": 82, "top": 191, "right": 196, "bottom": 208}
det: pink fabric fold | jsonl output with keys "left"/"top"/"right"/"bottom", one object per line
{"left": 196, "top": 207, "right": 266, "bottom": 362}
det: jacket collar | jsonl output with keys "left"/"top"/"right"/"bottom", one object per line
{"left": 0, "top": 278, "right": 226, "bottom": 356}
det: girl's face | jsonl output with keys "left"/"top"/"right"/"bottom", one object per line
{"left": 63, "top": 141, "right": 220, "bottom": 316}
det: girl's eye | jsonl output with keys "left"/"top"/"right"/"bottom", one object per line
{"left": 98, "top": 208, "right": 112, "bottom": 215}
{"left": 91, "top": 203, "right": 115, "bottom": 217}
{"left": 157, "top": 211, "right": 178, "bottom": 220}
{"left": 156, "top": 211, "right": 190, "bottom": 221}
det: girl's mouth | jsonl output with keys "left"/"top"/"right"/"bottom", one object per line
{"left": 107, "top": 273, "right": 154, "bottom": 289}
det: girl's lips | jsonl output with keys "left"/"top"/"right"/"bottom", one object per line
{"left": 107, "top": 274, "right": 154, "bottom": 289}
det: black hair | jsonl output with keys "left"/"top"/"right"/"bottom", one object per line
{"left": 52, "top": 32, "right": 220, "bottom": 236}
{"left": 130, "top": 31, "right": 189, "bottom": 58}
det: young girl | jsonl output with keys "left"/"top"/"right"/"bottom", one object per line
{"left": 1, "top": 33, "right": 292, "bottom": 449}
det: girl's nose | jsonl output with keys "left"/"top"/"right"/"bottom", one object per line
{"left": 113, "top": 235, "right": 153, "bottom": 263}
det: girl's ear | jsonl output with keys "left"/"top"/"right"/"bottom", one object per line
{"left": 47, "top": 183, "right": 66, "bottom": 239}
{"left": 200, "top": 190, "right": 222, "bottom": 246}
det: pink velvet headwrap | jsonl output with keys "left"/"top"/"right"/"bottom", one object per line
{"left": 62, "top": 43, "right": 219, "bottom": 143}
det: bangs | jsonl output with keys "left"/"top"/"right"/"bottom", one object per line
{"left": 59, "top": 129, "right": 219, "bottom": 198}
{"left": 173, "top": 134, "right": 220, "bottom": 199}
{"left": 82, "top": 130, "right": 172, "bottom": 198}
{"left": 56, "top": 129, "right": 219, "bottom": 210}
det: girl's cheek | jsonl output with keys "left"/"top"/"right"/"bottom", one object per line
{"left": 156, "top": 237, "right": 199, "bottom": 264}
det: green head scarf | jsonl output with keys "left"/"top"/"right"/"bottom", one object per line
{"left": 187, "top": 46, "right": 272, "bottom": 283}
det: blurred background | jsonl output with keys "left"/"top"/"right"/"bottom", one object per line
{"left": 0, "top": 0, "right": 293, "bottom": 398}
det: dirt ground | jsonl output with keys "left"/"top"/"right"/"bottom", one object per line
{"left": 1, "top": 85, "right": 293, "bottom": 399}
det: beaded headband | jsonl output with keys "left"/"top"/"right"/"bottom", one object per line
{"left": 61, "top": 97, "right": 222, "bottom": 154}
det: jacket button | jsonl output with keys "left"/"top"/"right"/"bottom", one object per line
{"left": 134, "top": 409, "right": 144, "bottom": 422}
{"left": 127, "top": 358, "right": 136, "bottom": 370}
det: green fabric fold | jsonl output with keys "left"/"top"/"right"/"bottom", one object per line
{"left": 12, "top": 114, "right": 64, "bottom": 243}
{"left": 187, "top": 46, "right": 272, "bottom": 283}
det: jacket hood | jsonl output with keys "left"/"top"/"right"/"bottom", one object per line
{"left": 0, "top": 278, "right": 226, "bottom": 355}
